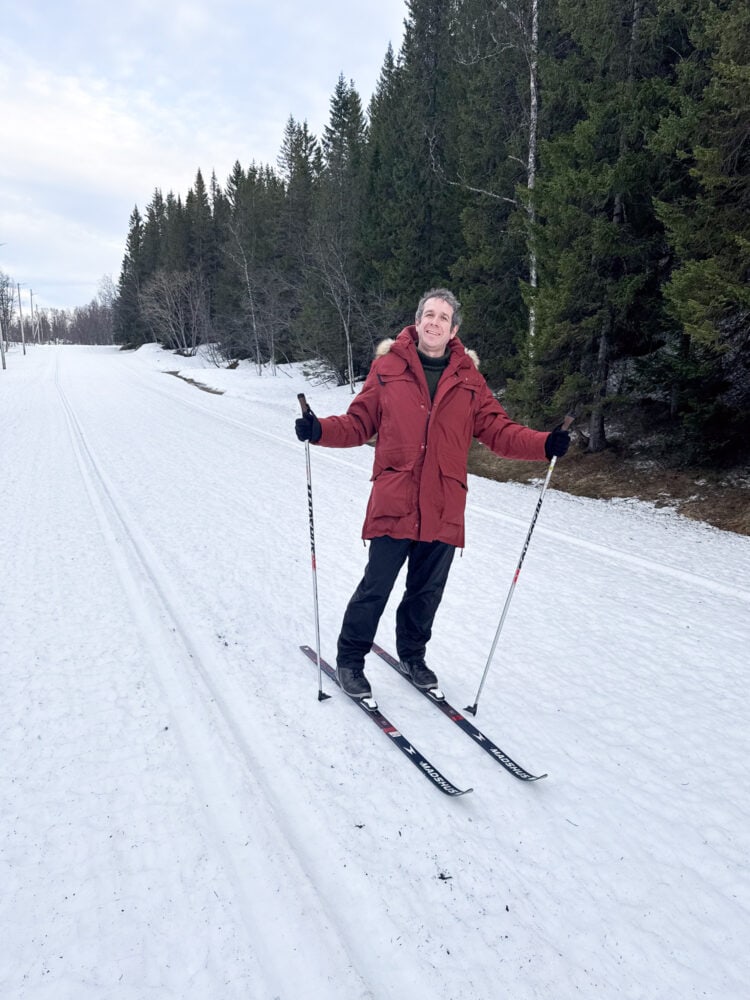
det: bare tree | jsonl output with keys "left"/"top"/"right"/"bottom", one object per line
{"left": 48, "top": 309, "right": 70, "bottom": 343}
{"left": 309, "top": 222, "right": 359, "bottom": 392}
{"left": 225, "top": 220, "right": 266, "bottom": 373}
{"left": 36, "top": 310, "right": 52, "bottom": 345}
{"left": 222, "top": 211, "right": 297, "bottom": 375}
{"left": 95, "top": 275, "right": 116, "bottom": 345}
{"left": 139, "top": 269, "right": 211, "bottom": 354}
{"left": 0, "top": 270, "right": 15, "bottom": 368}
{"left": 68, "top": 300, "right": 116, "bottom": 345}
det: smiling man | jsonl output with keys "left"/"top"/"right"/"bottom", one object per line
{"left": 294, "top": 287, "right": 570, "bottom": 700}
{"left": 416, "top": 294, "right": 457, "bottom": 357}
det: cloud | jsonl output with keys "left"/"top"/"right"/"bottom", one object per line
{"left": 0, "top": 54, "right": 193, "bottom": 306}
{"left": 1, "top": 192, "right": 122, "bottom": 309}
{"left": 0, "top": 0, "right": 407, "bottom": 309}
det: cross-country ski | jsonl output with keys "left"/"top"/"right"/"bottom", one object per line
{"left": 371, "top": 644, "right": 547, "bottom": 782}
{"left": 300, "top": 645, "right": 472, "bottom": 797}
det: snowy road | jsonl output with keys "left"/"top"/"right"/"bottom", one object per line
{"left": 2, "top": 345, "right": 748, "bottom": 1000}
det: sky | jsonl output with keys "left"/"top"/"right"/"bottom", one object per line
{"left": 2, "top": 341, "right": 749, "bottom": 998}
{"left": 0, "top": 0, "right": 408, "bottom": 313}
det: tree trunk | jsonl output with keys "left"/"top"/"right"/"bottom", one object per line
{"left": 670, "top": 333, "right": 691, "bottom": 419}
{"left": 589, "top": 0, "right": 641, "bottom": 449}
{"left": 588, "top": 310, "right": 611, "bottom": 452}
{"left": 526, "top": 0, "right": 539, "bottom": 361}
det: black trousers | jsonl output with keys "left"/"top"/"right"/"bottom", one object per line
{"left": 337, "top": 536, "right": 456, "bottom": 669}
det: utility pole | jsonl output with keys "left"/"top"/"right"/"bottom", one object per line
{"left": 0, "top": 242, "right": 9, "bottom": 367}
{"left": 29, "top": 289, "right": 37, "bottom": 346}
{"left": 16, "top": 283, "right": 27, "bottom": 356}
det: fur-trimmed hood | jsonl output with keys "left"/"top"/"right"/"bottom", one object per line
{"left": 375, "top": 333, "right": 480, "bottom": 370}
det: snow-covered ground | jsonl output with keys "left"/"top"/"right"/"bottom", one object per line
{"left": 1, "top": 343, "right": 748, "bottom": 1000}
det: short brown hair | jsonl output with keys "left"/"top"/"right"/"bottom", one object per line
{"left": 415, "top": 288, "right": 462, "bottom": 329}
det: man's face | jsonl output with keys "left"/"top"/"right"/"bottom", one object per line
{"left": 415, "top": 297, "right": 458, "bottom": 358}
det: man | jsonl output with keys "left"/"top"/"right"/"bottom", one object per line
{"left": 295, "top": 288, "right": 570, "bottom": 700}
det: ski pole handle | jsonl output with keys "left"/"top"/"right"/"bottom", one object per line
{"left": 298, "top": 393, "right": 310, "bottom": 415}
{"left": 546, "top": 413, "right": 575, "bottom": 468}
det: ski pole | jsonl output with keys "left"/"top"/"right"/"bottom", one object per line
{"left": 298, "top": 393, "right": 330, "bottom": 702}
{"left": 465, "top": 414, "right": 575, "bottom": 716}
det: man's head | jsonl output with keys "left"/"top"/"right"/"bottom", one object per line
{"left": 415, "top": 288, "right": 462, "bottom": 358}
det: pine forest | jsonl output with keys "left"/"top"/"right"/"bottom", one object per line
{"left": 9, "top": 0, "right": 748, "bottom": 470}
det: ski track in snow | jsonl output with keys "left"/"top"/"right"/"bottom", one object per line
{"left": 1, "top": 344, "right": 748, "bottom": 1000}
{"left": 54, "top": 364, "right": 376, "bottom": 998}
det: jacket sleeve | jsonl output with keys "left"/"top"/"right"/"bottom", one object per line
{"left": 472, "top": 381, "right": 549, "bottom": 462}
{"left": 315, "top": 369, "right": 382, "bottom": 448}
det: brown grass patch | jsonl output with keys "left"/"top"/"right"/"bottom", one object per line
{"left": 468, "top": 440, "right": 750, "bottom": 537}
{"left": 165, "top": 371, "right": 224, "bottom": 395}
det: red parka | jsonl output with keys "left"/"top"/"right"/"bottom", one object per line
{"left": 316, "top": 326, "right": 549, "bottom": 547}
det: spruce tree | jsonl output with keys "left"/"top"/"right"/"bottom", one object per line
{"left": 185, "top": 169, "right": 219, "bottom": 289}
{"left": 651, "top": 0, "right": 750, "bottom": 463}
{"left": 523, "top": 0, "right": 680, "bottom": 444}
{"left": 164, "top": 193, "right": 189, "bottom": 272}
{"left": 114, "top": 207, "right": 147, "bottom": 346}
{"left": 310, "top": 74, "right": 370, "bottom": 387}
{"left": 277, "top": 117, "right": 322, "bottom": 351}
{"left": 364, "top": 2, "right": 467, "bottom": 317}
{"left": 219, "top": 160, "right": 289, "bottom": 369}
{"left": 141, "top": 189, "right": 167, "bottom": 278}
{"left": 360, "top": 44, "right": 408, "bottom": 329}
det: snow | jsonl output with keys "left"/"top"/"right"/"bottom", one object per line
{"left": 1, "top": 343, "right": 748, "bottom": 1000}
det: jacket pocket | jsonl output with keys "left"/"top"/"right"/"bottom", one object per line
{"left": 369, "top": 460, "right": 416, "bottom": 518}
{"left": 439, "top": 461, "right": 468, "bottom": 525}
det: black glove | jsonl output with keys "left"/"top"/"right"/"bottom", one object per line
{"left": 545, "top": 427, "right": 570, "bottom": 460}
{"left": 295, "top": 409, "right": 322, "bottom": 443}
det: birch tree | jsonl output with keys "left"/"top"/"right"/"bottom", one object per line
{"left": 438, "top": 0, "right": 544, "bottom": 385}
{"left": 0, "top": 271, "right": 14, "bottom": 368}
